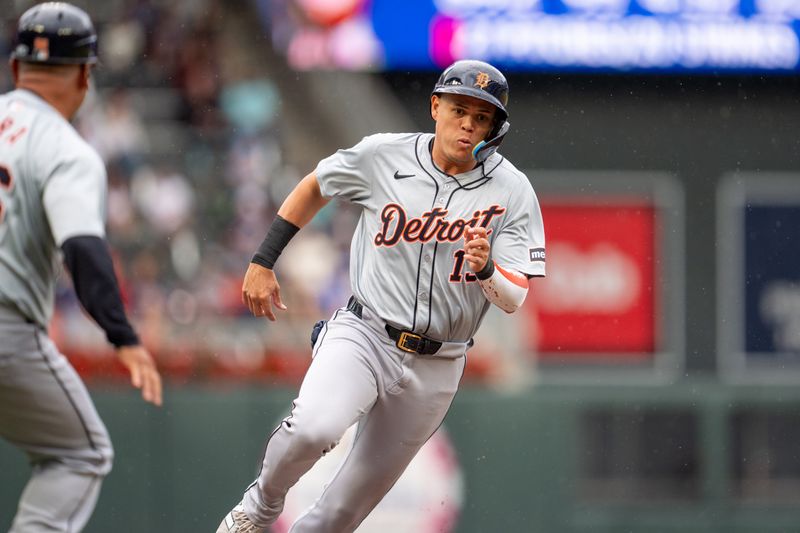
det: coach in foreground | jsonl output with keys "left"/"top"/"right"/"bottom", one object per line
{"left": 218, "top": 59, "right": 546, "bottom": 532}
{"left": 0, "top": 3, "right": 162, "bottom": 532}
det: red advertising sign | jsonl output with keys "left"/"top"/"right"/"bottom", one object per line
{"left": 526, "top": 199, "right": 657, "bottom": 357}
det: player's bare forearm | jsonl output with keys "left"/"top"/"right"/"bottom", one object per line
{"left": 277, "top": 172, "right": 330, "bottom": 228}
{"left": 243, "top": 173, "right": 327, "bottom": 321}
{"left": 116, "top": 345, "right": 163, "bottom": 406}
{"left": 242, "top": 262, "right": 286, "bottom": 321}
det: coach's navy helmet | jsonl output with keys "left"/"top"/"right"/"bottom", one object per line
{"left": 11, "top": 2, "right": 98, "bottom": 65}
{"left": 432, "top": 59, "right": 509, "bottom": 123}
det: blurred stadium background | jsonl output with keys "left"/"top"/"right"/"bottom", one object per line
{"left": 2, "top": 0, "right": 800, "bottom": 531}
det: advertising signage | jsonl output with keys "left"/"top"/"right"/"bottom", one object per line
{"left": 524, "top": 172, "right": 684, "bottom": 384}
{"left": 272, "top": 0, "right": 800, "bottom": 73}
{"left": 718, "top": 174, "right": 800, "bottom": 382}
{"left": 533, "top": 202, "right": 656, "bottom": 355}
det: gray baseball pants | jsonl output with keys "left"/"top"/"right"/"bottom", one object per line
{"left": 242, "top": 302, "right": 466, "bottom": 533}
{"left": 0, "top": 306, "right": 113, "bottom": 533}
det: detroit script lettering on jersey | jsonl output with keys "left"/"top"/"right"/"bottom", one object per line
{"left": 373, "top": 203, "right": 506, "bottom": 246}
{"left": 0, "top": 115, "right": 28, "bottom": 145}
{"left": 0, "top": 114, "right": 27, "bottom": 221}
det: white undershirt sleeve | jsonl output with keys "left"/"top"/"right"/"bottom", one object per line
{"left": 477, "top": 262, "right": 529, "bottom": 313}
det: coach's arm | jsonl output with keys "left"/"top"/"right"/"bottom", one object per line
{"left": 62, "top": 235, "right": 162, "bottom": 406}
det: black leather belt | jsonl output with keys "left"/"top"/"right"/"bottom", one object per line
{"left": 346, "top": 297, "right": 442, "bottom": 355}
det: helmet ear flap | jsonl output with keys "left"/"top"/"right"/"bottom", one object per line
{"left": 473, "top": 120, "right": 510, "bottom": 163}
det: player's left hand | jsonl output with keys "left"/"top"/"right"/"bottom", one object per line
{"left": 117, "top": 345, "right": 163, "bottom": 406}
{"left": 464, "top": 226, "right": 491, "bottom": 272}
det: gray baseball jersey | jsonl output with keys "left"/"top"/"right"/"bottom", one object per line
{"left": 0, "top": 89, "right": 107, "bottom": 328}
{"left": 316, "top": 132, "right": 546, "bottom": 343}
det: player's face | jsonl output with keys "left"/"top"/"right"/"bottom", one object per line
{"left": 431, "top": 93, "right": 496, "bottom": 174}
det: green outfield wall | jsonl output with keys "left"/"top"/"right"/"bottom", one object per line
{"left": 2, "top": 382, "right": 800, "bottom": 533}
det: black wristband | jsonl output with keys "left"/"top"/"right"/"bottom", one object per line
{"left": 251, "top": 215, "right": 301, "bottom": 269}
{"left": 476, "top": 259, "right": 495, "bottom": 280}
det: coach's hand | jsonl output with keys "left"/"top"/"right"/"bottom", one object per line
{"left": 117, "top": 345, "right": 163, "bottom": 406}
{"left": 242, "top": 262, "right": 287, "bottom": 321}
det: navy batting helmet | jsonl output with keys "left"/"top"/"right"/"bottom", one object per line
{"left": 433, "top": 60, "right": 509, "bottom": 121}
{"left": 11, "top": 2, "right": 98, "bottom": 65}
{"left": 432, "top": 60, "right": 511, "bottom": 163}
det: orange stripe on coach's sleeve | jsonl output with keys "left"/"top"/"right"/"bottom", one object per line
{"left": 495, "top": 263, "right": 529, "bottom": 288}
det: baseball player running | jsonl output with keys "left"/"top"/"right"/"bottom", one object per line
{"left": 0, "top": 4, "right": 162, "bottom": 532}
{"left": 218, "top": 59, "right": 545, "bottom": 532}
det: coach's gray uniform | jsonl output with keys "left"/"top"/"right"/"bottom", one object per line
{"left": 243, "top": 132, "right": 545, "bottom": 532}
{"left": 0, "top": 89, "right": 113, "bottom": 532}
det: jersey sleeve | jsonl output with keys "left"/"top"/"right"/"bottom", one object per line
{"left": 42, "top": 147, "right": 107, "bottom": 245}
{"left": 315, "top": 135, "right": 376, "bottom": 204}
{"left": 490, "top": 178, "right": 546, "bottom": 278}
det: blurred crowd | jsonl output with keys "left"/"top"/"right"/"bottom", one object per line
{"left": 0, "top": 0, "right": 363, "bottom": 382}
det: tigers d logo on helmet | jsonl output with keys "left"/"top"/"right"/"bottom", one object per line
{"left": 474, "top": 72, "right": 490, "bottom": 90}
{"left": 33, "top": 37, "right": 50, "bottom": 61}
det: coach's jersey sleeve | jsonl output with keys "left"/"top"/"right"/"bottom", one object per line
{"left": 491, "top": 174, "right": 546, "bottom": 278}
{"left": 315, "top": 134, "right": 380, "bottom": 204}
{"left": 42, "top": 146, "right": 107, "bottom": 245}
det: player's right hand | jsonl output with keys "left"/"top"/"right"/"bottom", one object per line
{"left": 242, "top": 262, "right": 287, "bottom": 321}
{"left": 464, "top": 226, "right": 491, "bottom": 273}
{"left": 117, "top": 345, "right": 163, "bottom": 406}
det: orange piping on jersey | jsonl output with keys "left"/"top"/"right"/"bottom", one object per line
{"left": 495, "top": 263, "right": 528, "bottom": 288}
